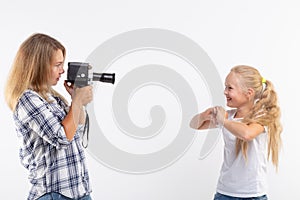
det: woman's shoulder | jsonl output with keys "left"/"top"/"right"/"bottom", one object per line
{"left": 19, "top": 89, "right": 45, "bottom": 103}
{"left": 16, "top": 90, "right": 46, "bottom": 112}
{"left": 21, "top": 89, "right": 39, "bottom": 97}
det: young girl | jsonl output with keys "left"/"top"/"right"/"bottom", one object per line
{"left": 190, "top": 65, "right": 282, "bottom": 200}
{"left": 5, "top": 33, "right": 93, "bottom": 200}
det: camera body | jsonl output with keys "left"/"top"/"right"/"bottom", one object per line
{"left": 67, "top": 62, "right": 115, "bottom": 87}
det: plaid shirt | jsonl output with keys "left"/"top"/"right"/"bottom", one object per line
{"left": 13, "top": 90, "right": 91, "bottom": 200}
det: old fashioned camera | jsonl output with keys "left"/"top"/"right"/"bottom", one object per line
{"left": 66, "top": 62, "right": 115, "bottom": 148}
{"left": 66, "top": 62, "right": 115, "bottom": 87}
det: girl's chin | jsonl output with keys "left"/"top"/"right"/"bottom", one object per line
{"left": 226, "top": 101, "right": 234, "bottom": 107}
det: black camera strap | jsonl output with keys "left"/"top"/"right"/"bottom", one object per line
{"left": 82, "top": 109, "right": 89, "bottom": 148}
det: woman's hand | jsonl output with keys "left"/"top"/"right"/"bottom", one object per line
{"left": 72, "top": 86, "right": 93, "bottom": 107}
{"left": 64, "top": 81, "right": 74, "bottom": 96}
{"left": 64, "top": 81, "right": 93, "bottom": 106}
{"left": 61, "top": 85, "right": 93, "bottom": 141}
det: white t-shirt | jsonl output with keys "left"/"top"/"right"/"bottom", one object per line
{"left": 216, "top": 109, "right": 268, "bottom": 198}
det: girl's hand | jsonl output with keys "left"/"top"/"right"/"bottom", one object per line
{"left": 190, "top": 107, "right": 216, "bottom": 129}
{"left": 213, "top": 106, "right": 228, "bottom": 127}
{"left": 201, "top": 107, "right": 215, "bottom": 121}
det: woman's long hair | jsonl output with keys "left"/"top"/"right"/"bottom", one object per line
{"left": 232, "top": 65, "right": 282, "bottom": 169}
{"left": 5, "top": 33, "right": 67, "bottom": 111}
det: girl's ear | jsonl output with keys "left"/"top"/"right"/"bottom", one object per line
{"left": 246, "top": 88, "right": 255, "bottom": 99}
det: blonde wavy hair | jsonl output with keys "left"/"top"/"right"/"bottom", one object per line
{"left": 5, "top": 33, "right": 67, "bottom": 111}
{"left": 231, "top": 65, "right": 282, "bottom": 169}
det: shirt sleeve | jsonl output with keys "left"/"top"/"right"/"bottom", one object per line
{"left": 15, "top": 91, "right": 71, "bottom": 149}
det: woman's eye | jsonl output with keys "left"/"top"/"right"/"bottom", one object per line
{"left": 54, "top": 63, "right": 63, "bottom": 68}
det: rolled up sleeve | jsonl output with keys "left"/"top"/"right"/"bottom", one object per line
{"left": 15, "top": 90, "right": 70, "bottom": 149}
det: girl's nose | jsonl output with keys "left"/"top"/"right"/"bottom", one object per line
{"left": 224, "top": 89, "right": 228, "bottom": 95}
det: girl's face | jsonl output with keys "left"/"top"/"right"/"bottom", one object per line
{"left": 224, "top": 72, "right": 250, "bottom": 108}
{"left": 48, "top": 49, "right": 64, "bottom": 86}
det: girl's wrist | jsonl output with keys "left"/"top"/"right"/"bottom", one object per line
{"left": 221, "top": 119, "right": 228, "bottom": 128}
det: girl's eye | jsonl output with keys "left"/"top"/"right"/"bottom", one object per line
{"left": 225, "top": 86, "right": 233, "bottom": 90}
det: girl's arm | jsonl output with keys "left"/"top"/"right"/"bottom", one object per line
{"left": 223, "top": 120, "right": 264, "bottom": 141}
{"left": 190, "top": 107, "right": 216, "bottom": 130}
{"left": 214, "top": 106, "right": 264, "bottom": 141}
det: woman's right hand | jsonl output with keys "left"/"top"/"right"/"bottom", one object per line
{"left": 62, "top": 85, "right": 93, "bottom": 140}
{"left": 72, "top": 86, "right": 93, "bottom": 106}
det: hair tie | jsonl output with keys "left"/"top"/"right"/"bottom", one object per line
{"left": 261, "top": 77, "right": 267, "bottom": 92}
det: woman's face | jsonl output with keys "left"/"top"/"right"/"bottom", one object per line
{"left": 48, "top": 49, "right": 64, "bottom": 86}
{"left": 224, "top": 72, "right": 249, "bottom": 108}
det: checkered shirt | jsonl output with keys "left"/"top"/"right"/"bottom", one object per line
{"left": 13, "top": 90, "right": 91, "bottom": 200}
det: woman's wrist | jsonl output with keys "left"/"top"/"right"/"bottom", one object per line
{"left": 71, "top": 97, "right": 83, "bottom": 109}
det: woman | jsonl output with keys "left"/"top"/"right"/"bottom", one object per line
{"left": 5, "top": 33, "right": 93, "bottom": 200}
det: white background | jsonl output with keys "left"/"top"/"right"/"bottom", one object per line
{"left": 1, "top": 0, "right": 300, "bottom": 199}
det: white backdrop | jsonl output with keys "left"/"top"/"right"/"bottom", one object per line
{"left": 1, "top": 0, "right": 300, "bottom": 199}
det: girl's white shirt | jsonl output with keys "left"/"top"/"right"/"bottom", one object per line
{"left": 216, "top": 109, "right": 268, "bottom": 198}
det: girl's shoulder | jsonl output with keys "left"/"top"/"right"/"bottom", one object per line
{"left": 226, "top": 109, "right": 237, "bottom": 118}
{"left": 226, "top": 109, "right": 244, "bottom": 121}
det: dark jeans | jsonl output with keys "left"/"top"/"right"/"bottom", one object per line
{"left": 214, "top": 192, "right": 268, "bottom": 200}
{"left": 37, "top": 192, "right": 92, "bottom": 200}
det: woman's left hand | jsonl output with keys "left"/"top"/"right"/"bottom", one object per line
{"left": 64, "top": 81, "right": 74, "bottom": 96}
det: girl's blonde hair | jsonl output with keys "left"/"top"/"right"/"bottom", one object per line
{"left": 231, "top": 65, "right": 282, "bottom": 169}
{"left": 5, "top": 33, "right": 67, "bottom": 111}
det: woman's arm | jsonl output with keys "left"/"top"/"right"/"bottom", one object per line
{"left": 62, "top": 85, "right": 93, "bottom": 141}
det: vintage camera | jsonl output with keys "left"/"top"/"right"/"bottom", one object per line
{"left": 66, "top": 62, "right": 115, "bottom": 87}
